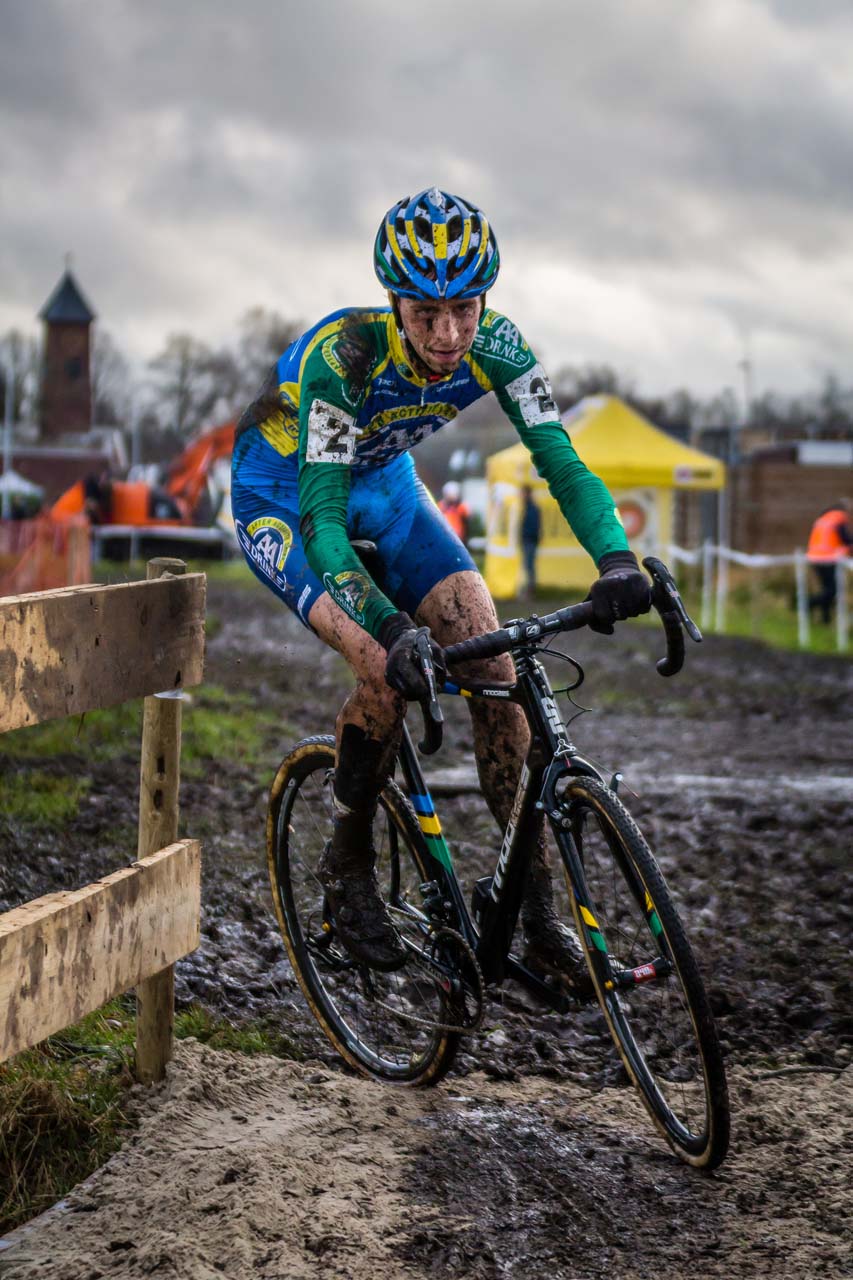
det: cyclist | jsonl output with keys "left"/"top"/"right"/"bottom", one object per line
{"left": 232, "top": 186, "right": 651, "bottom": 984}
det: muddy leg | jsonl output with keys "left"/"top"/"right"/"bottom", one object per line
{"left": 306, "top": 594, "right": 408, "bottom": 969}
{"left": 307, "top": 592, "right": 404, "bottom": 847}
{"left": 415, "top": 569, "right": 548, "bottom": 856}
{"left": 418, "top": 572, "right": 592, "bottom": 992}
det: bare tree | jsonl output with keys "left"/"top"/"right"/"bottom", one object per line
{"left": 551, "top": 362, "right": 636, "bottom": 412}
{"left": 0, "top": 329, "right": 41, "bottom": 423}
{"left": 147, "top": 333, "right": 222, "bottom": 436}
{"left": 91, "top": 328, "right": 131, "bottom": 425}
{"left": 236, "top": 307, "right": 301, "bottom": 404}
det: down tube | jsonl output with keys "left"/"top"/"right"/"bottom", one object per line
{"left": 396, "top": 729, "right": 475, "bottom": 942}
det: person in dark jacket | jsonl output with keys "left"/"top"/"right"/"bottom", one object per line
{"left": 520, "top": 484, "right": 542, "bottom": 597}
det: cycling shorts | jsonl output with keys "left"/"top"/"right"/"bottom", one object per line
{"left": 231, "top": 448, "right": 476, "bottom": 629}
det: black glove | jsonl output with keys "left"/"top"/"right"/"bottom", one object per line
{"left": 379, "top": 612, "right": 447, "bottom": 701}
{"left": 587, "top": 552, "right": 652, "bottom": 635}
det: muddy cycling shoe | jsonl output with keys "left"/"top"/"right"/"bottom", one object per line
{"left": 317, "top": 846, "right": 408, "bottom": 973}
{"left": 521, "top": 913, "right": 596, "bottom": 1001}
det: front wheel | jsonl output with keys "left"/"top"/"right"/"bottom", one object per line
{"left": 267, "top": 736, "right": 461, "bottom": 1085}
{"left": 560, "top": 777, "right": 730, "bottom": 1169}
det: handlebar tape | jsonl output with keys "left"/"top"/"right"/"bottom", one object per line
{"left": 444, "top": 628, "right": 515, "bottom": 666}
{"left": 656, "top": 609, "right": 686, "bottom": 676}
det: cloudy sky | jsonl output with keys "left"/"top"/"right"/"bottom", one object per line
{"left": 2, "top": 0, "right": 853, "bottom": 403}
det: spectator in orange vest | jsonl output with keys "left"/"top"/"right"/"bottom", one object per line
{"left": 806, "top": 498, "right": 852, "bottom": 623}
{"left": 438, "top": 480, "right": 470, "bottom": 545}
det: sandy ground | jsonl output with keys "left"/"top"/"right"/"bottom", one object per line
{"left": 0, "top": 1040, "right": 850, "bottom": 1280}
{"left": 1, "top": 571, "right": 852, "bottom": 1278}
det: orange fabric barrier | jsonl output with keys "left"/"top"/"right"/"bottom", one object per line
{"left": 49, "top": 481, "right": 87, "bottom": 520}
{"left": 0, "top": 517, "right": 92, "bottom": 595}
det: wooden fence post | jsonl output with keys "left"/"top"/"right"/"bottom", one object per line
{"left": 135, "top": 557, "right": 187, "bottom": 1084}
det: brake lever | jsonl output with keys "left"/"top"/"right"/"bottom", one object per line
{"left": 642, "top": 556, "right": 703, "bottom": 643}
{"left": 412, "top": 629, "right": 444, "bottom": 755}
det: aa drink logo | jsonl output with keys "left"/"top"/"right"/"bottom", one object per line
{"left": 323, "top": 570, "right": 370, "bottom": 624}
{"left": 235, "top": 516, "right": 293, "bottom": 591}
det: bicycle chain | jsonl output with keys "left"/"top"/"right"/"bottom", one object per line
{"left": 368, "top": 920, "right": 486, "bottom": 1035}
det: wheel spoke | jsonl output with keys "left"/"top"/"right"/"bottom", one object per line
{"left": 564, "top": 778, "right": 729, "bottom": 1169}
{"left": 267, "top": 740, "right": 459, "bottom": 1083}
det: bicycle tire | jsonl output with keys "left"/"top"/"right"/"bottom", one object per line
{"left": 267, "top": 736, "right": 461, "bottom": 1085}
{"left": 560, "top": 776, "right": 730, "bottom": 1169}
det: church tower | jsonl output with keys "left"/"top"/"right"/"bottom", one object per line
{"left": 38, "top": 266, "right": 96, "bottom": 440}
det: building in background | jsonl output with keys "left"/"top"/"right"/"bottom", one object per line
{"left": 38, "top": 268, "right": 95, "bottom": 440}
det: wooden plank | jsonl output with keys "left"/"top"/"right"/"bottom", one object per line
{"left": 0, "top": 573, "right": 206, "bottom": 732}
{"left": 0, "top": 841, "right": 201, "bottom": 1064}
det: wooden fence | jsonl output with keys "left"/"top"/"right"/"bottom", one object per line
{"left": 0, "top": 558, "right": 206, "bottom": 1083}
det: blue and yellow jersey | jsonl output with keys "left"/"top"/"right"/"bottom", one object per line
{"left": 234, "top": 306, "right": 628, "bottom": 637}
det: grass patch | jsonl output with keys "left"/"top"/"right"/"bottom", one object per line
{"left": 515, "top": 582, "right": 850, "bottom": 659}
{"left": 181, "top": 684, "right": 288, "bottom": 777}
{"left": 0, "top": 703, "right": 142, "bottom": 763}
{"left": 0, "top": 1003, "right": 135, "bottom": 1235}
{"left": 0, "top": 685, "right": 286, "bottom": 781}
{"left": 0, "top": 997, "right": 304, "bottom": 1236}
{"left": 0, "top": 771, "right": 91, "bottom": 827}
{"left": 175, "top": 1006, "right": 305, "bottom": 1060}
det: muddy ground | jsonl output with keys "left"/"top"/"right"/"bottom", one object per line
{"left": 1, "top": 570, "right": 851, "bottom": 1278}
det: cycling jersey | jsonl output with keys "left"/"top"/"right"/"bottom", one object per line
{"left": 234, "top": 305, "right": 628, "bottom": 638}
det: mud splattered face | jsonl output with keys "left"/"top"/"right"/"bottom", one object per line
{"left": 397, "top": 297, "right": 482, "bottom": 375}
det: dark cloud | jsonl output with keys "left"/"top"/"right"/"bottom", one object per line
{"left": 2, "top": 0, "right": 852, "bottom": 394}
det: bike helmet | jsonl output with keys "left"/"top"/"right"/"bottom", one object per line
{"left": 374, "top": 186, "right": 500, "bottom": 300}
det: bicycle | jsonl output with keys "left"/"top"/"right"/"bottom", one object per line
{"left": 267, "top": 555, "right": 730, "bottom": 1170}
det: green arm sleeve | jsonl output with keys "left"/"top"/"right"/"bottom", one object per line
{"left": 296, "top": 331, "right": 400, "bottom": 640}
{"left": 481, "top": 324, "right": 628, "bottom": 565}
{"left": 299, "top": 460, "right": 398, "bottom": 640}
{"left": 517, "top": 423, "right": 630, "bottom": 564}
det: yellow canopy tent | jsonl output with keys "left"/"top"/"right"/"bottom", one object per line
{"left": 484, "top": 395, "right": 725, "bottom": 598}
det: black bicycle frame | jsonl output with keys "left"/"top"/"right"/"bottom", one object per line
{"left": 394, "top": 644, "right": 607, "bottom": 1007}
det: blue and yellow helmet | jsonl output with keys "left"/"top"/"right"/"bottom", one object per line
{"left": 374, "top": 187, "right": 500, "bottom": 300}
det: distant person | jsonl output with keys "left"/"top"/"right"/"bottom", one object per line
{"left": 806, "top": 498, "right": 852, "bottom": 623}
{"left": 438, "top": 480, "right": 470, "bottom": 545}
{"left": 520, "top": 483, "right": 542, "bottom": 597}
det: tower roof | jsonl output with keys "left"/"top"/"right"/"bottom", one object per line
{"left": 39, "top": 269, "right": 96, "bottom": 324}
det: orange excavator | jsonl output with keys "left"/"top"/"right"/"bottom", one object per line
{"left": 49, "top": 421, "right": 236, "bottom": 529}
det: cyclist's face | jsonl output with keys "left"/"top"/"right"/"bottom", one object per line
{"left": 397, "top": 297, "right": 482, "bottom": 374}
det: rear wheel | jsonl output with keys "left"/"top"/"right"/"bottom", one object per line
{"left": 560, "top": 777, "right": 730, "bottom": 1169}
{"left": 267, "top": 736, "right": 460, "bottom": 1084}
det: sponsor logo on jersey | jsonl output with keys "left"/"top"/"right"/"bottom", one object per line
{"left": 473, "top": 334, "right": 530, "bottom": 368}
{"left": 474, "top": 316, "right": 531, "bottom": 368}
{"left": 365, "top": 402, "right": 459, "bottom": 433}
{"left": 323, "top": 570, "right": 371, "bottom": 624}
{"left": 296, "top": 584, "right": 313, "bottom": 622}
{"left": 321, "top": 338, "right": 348, "bottom": 380}
{"left": 235, "top": 517, "right": 293, "bottom": 591}
{"left": 504, "top": 363, "right": 559, "bottom": 428}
